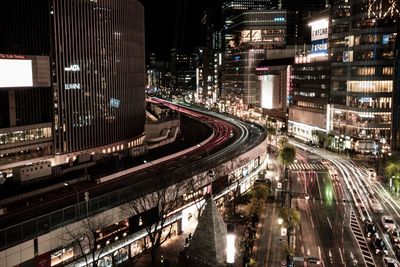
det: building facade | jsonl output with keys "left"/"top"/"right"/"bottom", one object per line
{"left": 223, "top": 9, "right": 287, "bottom": 106}
{"left": 51, "top": 0, "right": 145, "bottom": 154}
{"left": 289, "top": 13, "right": 331, "bottom": 143}
{"left": 0, "top": 0, "right": 146, "bottom": 175}
{"left": 0, "top": 0, "right": 145, "bottom": 182}
{"left": 329, "top": 0, "right": 398, "bottom": 153}
{"left": 170, "top": 49, "right": 197, "bottom": 93}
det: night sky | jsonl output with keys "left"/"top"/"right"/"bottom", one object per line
{"left": 138, "top": 0, "right": 222, "bottom": 61}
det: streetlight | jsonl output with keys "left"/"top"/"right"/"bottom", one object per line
{"left": 226, "top": 223, "right": 235, "bottom": 266}
{"left": 277, "top": 218, "right": 283, "bottom": 225}
{"left": 64, "top": 182, "right": 80, "bottom": 216}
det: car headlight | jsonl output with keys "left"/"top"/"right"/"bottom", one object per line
{"left": 367, "top": 233, "right": 371, "bottom": 237}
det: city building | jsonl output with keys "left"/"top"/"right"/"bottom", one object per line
{"left": 146, "top": 53, "right": 171, "bottom": 95}
{"left": 329, "top": 0, "right": 398, "bottom": 153}
{"left": 281, "top": 0, "right": 328, "bottom": 45}
{"left": 170, "top": 49, "right": 197, "bottom": 93}
{"left": 222, "top": 0, "right": 276, "bottom": 18}
{"left": 0, "top": 0, "right": 54, "bottom": 178}
{"left": 256, "top": 56, "right": 294, "bottom": 131}
{"left": 223, "top": 9, "right": 287, "bottom": 107}
{"left": 194, "top": 8, "right": 224, "bottom": 107}
{"left": 288, "top": 12, "right": 331, "bottom": 143}
{"left": 391, "top": 18, "right": 400, "bottom": 151}
{"left": 0, "top": 0, "right": 146, "bottom": 179}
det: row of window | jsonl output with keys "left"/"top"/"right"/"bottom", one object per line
{"left": 0, "top": 127, "right": 52, "bottom": 145}
{"left": 332, "top": 66, "right": 394, "bottom": 77}
{"left": 296, "top": 101, "right": 325, "bottom": 109}
{"left": 331, "top": 33, "right": 396, "bottom": 48}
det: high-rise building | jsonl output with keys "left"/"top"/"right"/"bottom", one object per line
{"left": 222, "top": 0, "right": 276, "bottom": 18}
{"left": 391, "top": 18, "right": 400, "bottom": 151}
{"left": 329, "top": 0, "right": 398, "bottom": 153}
{"left": 223, "top": 9, "right": 287, "bottom": 106}
{"left": 170, "top": 49, "right": 197, "bottom": 93}
{"left": 281, "top": 0, "right": 328, "bottom": 45}
{"left": 289, "top": 12, "right": 330, "bottom": 143}
{"left": 0, "top": 0, "right": 54, "bottom": 174}
{"left": 0, "top": 0, "right": 145, "bottom": 169}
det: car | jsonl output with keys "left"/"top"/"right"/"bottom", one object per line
{"left": 390, "top": 229, "right": 400, "bottom": 244}
{"left": 369, "top": 197, "right": 384, "bottom": 213}
{"left": 364, "top": 220, "right": 378, "bottom": 238}
{"left": 368, "top": 168, "right": 376, "bottom": 179}
{"left": 307, "top": 256, "right": 321, "bottom": 265}
{"left": 371, "top": 237, "right": 389, "bottom": 255}
{"left": 382, "top": 216, "right": 397, "bottom": 230}
{"left": 383, "top": 257, "right": 399, "bottom": 267}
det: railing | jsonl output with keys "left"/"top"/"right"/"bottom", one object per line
{"left": 0, "top": 119, "right": 267, "bottom": 251}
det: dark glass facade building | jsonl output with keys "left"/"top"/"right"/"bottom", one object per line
{"left": 329, "top": 0, "right": 398, "bottom": 153}
{"left": 0, "top": 0, "right": 145, "bottom": 158}
{"left": 0, "top": 0, "right": 53, "bottom": 166}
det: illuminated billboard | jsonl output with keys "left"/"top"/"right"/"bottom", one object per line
{"left": 240, "top": 29, "right": 282, "bottom": 43}
{"left": 260, "top": 75, "right": 279, "bottom": 109}
{"left": 309, "top": 18, "right": 329, "bottom": 57}
{"left": 0, "top": 59, "right": 33, "bottom": 87}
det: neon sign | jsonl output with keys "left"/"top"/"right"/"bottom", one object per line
{"left": 64, "top": 65, "right": 81, "bottom": 72}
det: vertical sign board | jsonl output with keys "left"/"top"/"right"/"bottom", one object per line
{"left": 309, "top": 18, "right": 329, "bottom": 57}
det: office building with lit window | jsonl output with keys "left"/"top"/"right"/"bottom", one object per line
{"left": 329, "top": 0, "right": 398, "bottom": 153}
{"left": 288, "top": 12, "right": 331, "bottom": 143}
{"left": 223, "top": 9, "right": 287, "bottom": 106}
{"left": 170, "top": 49, "right": 197, "bottom": 93}
{"left": 0, "top": 0, "right": 145, "bottom": 177}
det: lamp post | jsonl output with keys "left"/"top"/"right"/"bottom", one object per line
{"left": 226, "top": 223, "right": 235, "bottom": 266}
{"left": 64, "top": 182, "right": 80, "bottom": 216}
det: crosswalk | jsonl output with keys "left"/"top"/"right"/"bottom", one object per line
{"left": 288, "top": 163, "right": 325, "bottom": 170}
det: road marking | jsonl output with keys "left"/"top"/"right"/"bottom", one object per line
{"left": 339, "top": 248, "right": 344, "bottom": 265}
{"left": 310, "top": 214, "right": 315, "bottom": 228}
{"left": 316, "top": 172, "right": 323, "bottom": 204}
{"left": 349, "top": 209, "right": 376, "bottom": 267}
{"left": 318, "top": 246, "right": 325, "bottom": 267}
{"left": 327, "top": 217, "right": 332, "bottom": 229}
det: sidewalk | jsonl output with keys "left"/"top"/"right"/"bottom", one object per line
{"left": 134, "top": 200, "right": 280, "bottom": 267}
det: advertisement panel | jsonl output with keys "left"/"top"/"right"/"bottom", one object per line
{"left": 309, "top": 18, "right": 329, "bottom": 56}
{"left": 260, "top": 75, "right": 279, "bottom": 109}
{"left": 310, "top": 19, "right": 328, "bottom": 41}
{"left": 311, "top": 39, "right": 328, "bottom": 55}
{"left": 0, "top": 59, "right": 33, "bottom": 87}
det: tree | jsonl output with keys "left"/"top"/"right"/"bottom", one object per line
{"left": 325, "top": 134, "right": 334, "bottom": 149}
{"left": 279, "top": 144, "right": 296, "bottom": 180}
{"left": 278, "top": 136, "right": 289, "bottom": 149}
{"left": 186, "top": 171, "right": 213, "bottom": 220}
{"left": 248, "top": 183, "right": 269, "bottom": 216}
{"left": 312, "top": 130, "right": 327, "bottom": 148}
{"left": 266, "top": 126, "right": 277, "bottom": 144}
{"left": 278, "top": 207, "right": 300, "bottom": 256}
{"left": 385, "top": 161, "right": 400, "bottom": 194}
{"left": 123, "top": 181, "right": 185, "bottom": 265}
{"left": 63, "top": 216, "right": 110, "bottom": 267}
